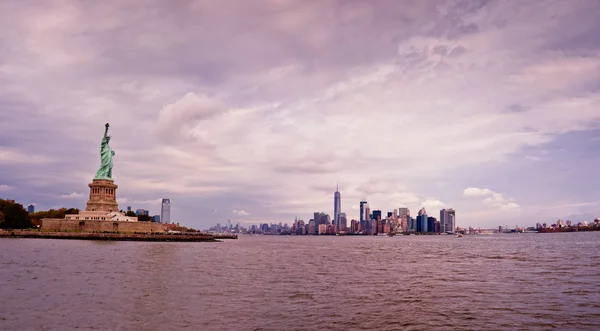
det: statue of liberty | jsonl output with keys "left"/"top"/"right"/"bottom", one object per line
{"left": 94, "top": 123, "right": 115, "bottom": 180}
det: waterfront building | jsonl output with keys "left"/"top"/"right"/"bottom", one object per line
{"left": 313, "top": 212, "right": 320, "bottom": 234}
{"left": 127, "top": 206, "right": 131, "bottom": 212}
{"left": 161, "top": 198, "right": 171, "bottom": 224}
{"left": 27, "top": 204, "right": 35, "bottom": 213}
{"left": 359, "top": 200, "right": 368, "bottom": 224}
{"left": 398, "top": 208, "right": 409, "bottom": 218}
{"left": 339, "top": 212, "right": 347, "bottom": 231}
{"left": 384, "top": 224, "right": 391, "bottom": 233}
{"left": 417, "top": 208, "right": 428, "bottom": 232}
{"left": 334, "top": 184, "right": 341, "bottom": 231}
{"left": 308, "top": 219, "right": 316, "bottom": 235}
{"left": 318, "top": 224, "right": 327, "bottom": 235}
{"left": 152, "top": 215, "right": 160, "bottom": 222}
{"left": 372, "top": 210, "right": 382, "bottom": 221}
{"left": 350, "top": 219, "right": 357, "bottom": 233}
{"left": 427, "top": 216, "right": 438, "bottom": 233}
{"left": 322, "top": 213, "right": 331, "bottom": 225}
{"left": 440, "top": 208, "right": 456, "bottom": 233}
{"left": 296, "top": 220, "right": 305, "bottom": 235}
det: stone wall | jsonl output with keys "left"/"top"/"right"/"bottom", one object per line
{"left": 41, "top": 218, "right": 166, "bottom": 233}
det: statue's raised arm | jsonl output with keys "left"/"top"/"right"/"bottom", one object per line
{"left": 94, "top": 123, "right": 115, "bottom": 180}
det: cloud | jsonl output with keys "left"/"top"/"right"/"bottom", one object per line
{"left": 0, "top": 148, "right": 55, "bottom": 164}
{"left": 505, "top": 103, "right": 530, "bottom": 113}
{"left": 272, "top": 161, "right": 341, "bottom": 174}
{"left": 421, "top": 199, "right": 447, "bottom": 213}
{"left": 0, "top": 0, "right": 599, "bottom": 228}
{"left": 156, "top": 92, "right": 227, "bottom": 147}
{"left": 0, "top": 184, "right": 13, "bottom": 191}
{"left": 232, "top": 209, "right": 250, "bottom": 216}
{"left": 525, "top": 155, "right": 542, "bottom": 161}
{"left": 500, "top": 202, "right": 520, "bottom": 211}
{"left": 464, "top": 187, "right": 520, "bottom": 211}
{"left": 59, "top": 192, "right": 84, "bottom": 199}
{"left": 463, "top": 187, "right": 494, "bottom": 197}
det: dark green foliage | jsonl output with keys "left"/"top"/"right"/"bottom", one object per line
{"left": 65, "top": 208, "right": 79, "bottom": 215}
{"left": 125, "top": 211, "right": 137, "bottom": 217}
{"left": 0, "top": 199, "right": 33, "bottom": 229}
{"left": 29, "top": 207, "right": 80, "bottom": 221}
{"left": 137, "top": 214, "right": 152, "bottom": 222}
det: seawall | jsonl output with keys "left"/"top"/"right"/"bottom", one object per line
{"left": 0, "top": 230, "right": 238, "bottom": 242}
{"left": 40, "top": 218, "right": 167, "bottom": 233}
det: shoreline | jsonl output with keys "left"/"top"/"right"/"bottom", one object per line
{"left": 0, "top": 230, "right": 238, "bottom": 242}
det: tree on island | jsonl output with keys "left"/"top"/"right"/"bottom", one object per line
{"left": 29, "top": 208, "right": 80, "bottom": 222}
{"left": 137, "top": 214, "right": 153, "bottom": 222}
{"left": 0, "top": 199, "right": 33, "bottom": 229}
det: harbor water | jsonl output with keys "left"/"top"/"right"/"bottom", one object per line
{"left": 1, "top": 233, "right": 599, "bottom": 330}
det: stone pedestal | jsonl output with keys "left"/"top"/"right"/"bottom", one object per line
{"left": 86, "top": 179, "right": 119, "bottom": 212}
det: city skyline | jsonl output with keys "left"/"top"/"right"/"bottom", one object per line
{"left": 1, "top": 1, "right": 599, "bottom": 228}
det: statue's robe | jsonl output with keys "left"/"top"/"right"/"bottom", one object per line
{"left": 95, "top": 137, "right": 114, "bottom": 179}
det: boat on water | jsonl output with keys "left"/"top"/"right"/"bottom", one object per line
{"left": 456, "top": 234, "right": 463, "bottom": 238}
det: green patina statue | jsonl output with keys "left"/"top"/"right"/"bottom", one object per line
{"left": 94, "top": 123, "right": 115, "bottom": 180}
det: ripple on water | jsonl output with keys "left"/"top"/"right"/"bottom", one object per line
{"left": 0, "top": 233, "right": 600, "bottom": 330}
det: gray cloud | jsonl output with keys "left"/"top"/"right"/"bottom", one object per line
{"left": 1, "top": 0, "right": 600, "bottom": 228}
{"left": 505, "top": 103, "right": 530, "bottom": 113}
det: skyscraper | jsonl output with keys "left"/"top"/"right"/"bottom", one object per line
{"left": 27, "top": 204, "right": 35, "bottom": 213}
{"left": 372, "top": 210, "right": 382, "bottom": 221}
{"left": 398, "top": 208, "right": 409, "bottom": 217}
{"left": 359, "top": 200, "right": 368, "bottom": 223}
{"left": 417, "top": 207, "right": 428, "bottom": 232}
{"left": 440, "top": 209, "right": 446, "bottom": 232}
{"left": 339, "top": 213, "right": 347, "bottom": 231}
{"left": 334, "top": 183, "right": 341, "bottom": 231}
{"left": 440, "top": 208, "right": 456, "bottom": 233}
{"left": 161, "top": 198, "right": 171, "bottom": 224}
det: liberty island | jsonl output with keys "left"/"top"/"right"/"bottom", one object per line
{"left": 1, "top": 123, "right": 235, "bottom": 241}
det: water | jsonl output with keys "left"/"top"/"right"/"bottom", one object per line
{"left": 1, "top": 233, "right": 599, "bottom": 330}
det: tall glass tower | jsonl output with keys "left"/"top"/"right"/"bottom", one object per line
{"left": 334, "top": 183, "right": 341, "bottom": 231}
{"left": 161, "top": 198, "right": 171, "bottom": 224}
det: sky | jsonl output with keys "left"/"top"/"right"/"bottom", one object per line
{"left": 1, "top": 0, "right": 599, "bottom": 229}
